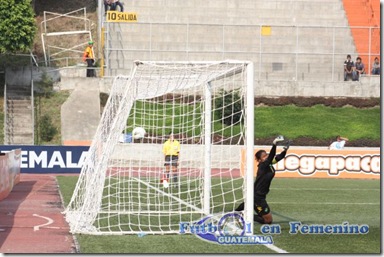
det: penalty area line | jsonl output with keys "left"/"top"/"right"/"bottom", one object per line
{"left": 265, "top": 244, "right": 288, "bottom": 253}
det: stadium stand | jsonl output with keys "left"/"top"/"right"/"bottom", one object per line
{"left": 104, "top": 0, "right": 359, "bottom": 82}
{"left": 342, "top": 0, "right": 380, "bottom": 74}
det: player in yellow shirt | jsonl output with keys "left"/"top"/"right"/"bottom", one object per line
{"left": 162, "top": 133, "right": 180, "bottom": 188}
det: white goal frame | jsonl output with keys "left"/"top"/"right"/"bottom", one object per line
{"left": 64, "top": 60, "right": 255, "bottom": 235}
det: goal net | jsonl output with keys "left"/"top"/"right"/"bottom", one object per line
{"left": 64, "top": 60, "right": 255, "bottom": 235}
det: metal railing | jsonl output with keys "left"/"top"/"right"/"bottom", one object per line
{"left": 103, "top": 23, "right": 380, "bottom": 82}
{"left": 40, "top": 8, "right": 93, "bottom": 67}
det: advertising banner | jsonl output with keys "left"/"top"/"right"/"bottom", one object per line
{"left": 241, "top": 147, "right": 380, "bottom": 179}
{"left": 0, "top": 146, "right": 89, "bottom": 173}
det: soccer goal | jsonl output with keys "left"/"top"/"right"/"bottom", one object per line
{"left": 64, "top": 60, "right": 255, "bottom": 235}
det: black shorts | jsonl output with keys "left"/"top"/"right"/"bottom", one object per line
{"left": 254, "top": 195, "right": 270, "bottom": 216}
{"left": 164, "top": 155, "right": 178, "bottom": 167}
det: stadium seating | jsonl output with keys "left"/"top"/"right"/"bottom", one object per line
{"left": 342, "top": 0, "right": 380, "bottom": 74}
{"left": 104, "top": 0, "right": 363, "bottom": 82}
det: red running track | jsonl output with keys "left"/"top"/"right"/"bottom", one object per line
{"left": 0, "top": 174, "right": 76, "bottom": 253}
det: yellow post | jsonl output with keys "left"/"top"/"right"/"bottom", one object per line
{"left": 100, "top": 27, "right": 105, "bottom": 77}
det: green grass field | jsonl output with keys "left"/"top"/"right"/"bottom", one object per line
{"left": 57, "top": 176, "right": 380, "bottom": 254}
{"left": 127, "top": 100, "right": 379, "bottom": 141}
{"left": 255, "top": 105, "right": 380, "bottom": 140}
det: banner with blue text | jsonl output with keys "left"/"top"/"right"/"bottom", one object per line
{"left": 0, "top": 146, "right": 89, "bottom": 173}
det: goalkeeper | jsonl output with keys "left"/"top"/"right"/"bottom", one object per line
{"left": 235, "top": 135, "right": 291, "bottom": 224}
{"left": 161, "top": 132, "right": 180, "bottom": 188}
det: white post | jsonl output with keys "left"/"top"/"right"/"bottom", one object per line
{"left": 245, "top": 62, "right": 254, "bottom": 235}
{"left": 203, "top": 82, "right": 212, "bottom": 215}
{"left": 31, "top": 80, "right": 34, "bottom": 144}
{"left": 259, "top": 25, "right": 262, "bottom": 80}
{"left": 295, "top": 26, "right": 298, "bottom": 81}
{"left": 332, "top": 27, "right": 335, "bottom": 82}
{"left": 4, "top": 83, "right": 7, "bottom": 145}
{"left": 98, "top": 0, "right": 102, "bottom": 60}
{"left": 368, "top": 27, "right": 372, "bottom": 74}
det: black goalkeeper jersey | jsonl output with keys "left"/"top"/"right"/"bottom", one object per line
{"left": 254, "top": 144, "right": 287, "bottom": 197}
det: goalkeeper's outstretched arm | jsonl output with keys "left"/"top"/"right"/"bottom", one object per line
{"left": 274, "top": 140, "right": 292, "bottom": 163}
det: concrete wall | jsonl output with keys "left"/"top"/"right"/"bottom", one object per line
{"left": 255, "top": 76, "right": 380, "bottom": 98}
{"left": 112, "top": 143, "right": 242, "bottom": 168}
{"left": 61, "top": 78, "right": 101, "bottom": 145}
{"left": 124, "top": 0, "right": 347, "bottom": 26}
{"left": 0, "top": 149, "right": 21, "bottom": 201}
{"left": 110, "top": 143, "right": 380, "bottom": 170}
{"left": 59, "top": 69, "right": 379, "bottom": 98}
{"left": 5, "top": 67, "right": 60, "bottom": 87}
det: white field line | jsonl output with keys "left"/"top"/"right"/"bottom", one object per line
{"left": 271, "top": 188, "right": 379, "bottom": 191}
{"left": 212, "top": 201, "right": 379, "bottom": 205}
{"left": 268, "top": 202, "right": 379, "bottom": 205}
{"left": 131, "top": 177, "right": 204, "bottom": 213}
{"left": 266, "top": 244, "right": 288, "bottom": 253}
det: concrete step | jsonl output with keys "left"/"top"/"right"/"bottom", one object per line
{"left": 7, "top": 99, "right": 31, "bottom": 104}
{"left": 6, "top": 111, "right": 32, "bottom": 116}
{"left": 132, "top": 13, "right": 349, "bottom": 26}
{"left": 5, "top": 134, "right": 34, "bottom": 145}
{"left": 113, "top": 23, "right": 355, "bottom": 39}
{"left": 5, "top": 124, "right": 33, "bottom": 130}
{"left": 256, "top": 70, "right": 346, "bottom": 81}
{"left": 6, "top": 118, "right": 33, "bottom": 125}
{"left": 6, "top": 95, "right": 31, "bottom": 100}
{"left": 6, "top": 113, "right": 32, "bottom": 120}
{"left": 5, "top": 128, "right": 33, "bottom": 135}
{"left": 7, "top": 89, "right": 31, "bottom": 95}
{"left": 5, "top": 131, "right": 33, "bottom": 136}
{"left": 6, "top": 104, "right": 32, "bottom": 110}
{"left": 255, "top": 1, "right": 343, "bottom": 11}
{"left": 256, "top": 11, "right": 344, "bottom": 20}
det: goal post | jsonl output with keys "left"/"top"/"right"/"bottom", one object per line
{"left": 64, "top": 60, "right": 254, "bottom": 235}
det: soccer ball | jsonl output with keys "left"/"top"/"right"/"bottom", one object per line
{"left": 132, "top": 127, "right": 146, "bottom": 140}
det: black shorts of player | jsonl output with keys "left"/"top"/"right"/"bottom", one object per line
{"left": 164, "top": 155, "right": 178, "bottom": 167}
{"left": 254, "top": 195, "right": 270, "bottom": 216}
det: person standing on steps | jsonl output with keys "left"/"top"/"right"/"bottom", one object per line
{"left": 82, "top": 41, "right": 96, "bottom": 77}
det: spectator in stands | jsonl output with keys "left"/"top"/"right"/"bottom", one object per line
{"left": 105, "top": 0, "right": 124, "bottom": 13}
{"left": 354, "top": 57, "right": 365, "bottom": 81}
{"left": 329, "top": 135, "right": 349, "bottom": 150}
{"left": 82, "top": 41, "right": 95, "bottom": 77}
{"left": 344, "top": 54, "right": 356, "bottom": 81}
{"left": 371, "top": 57, "right": 380, "bottom": 75}
{"left": 104, "top": 0, "right": 110, "bottom": 14}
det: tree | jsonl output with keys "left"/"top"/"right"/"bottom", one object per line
{"left": 0, "top": 0, "right": 37, "bottom": 53}
{"left": 39, "top": 114, "right": 57, "bottom": 142}
{"left": 35, "top": 71, "right": 54, "bottom": 97}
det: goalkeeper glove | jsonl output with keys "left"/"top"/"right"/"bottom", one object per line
{"left": 273, "top": 135, "right": 284, "bottom": 145}
{"left": 283, "top": 140, "right": 292, "bottom": 150}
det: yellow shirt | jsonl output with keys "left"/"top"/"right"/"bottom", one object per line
{"left": 83, "top": 46, "right": 94, "bottom": 60}
{"left": 162, "top": 139, "right": 180, "bottom": 156}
